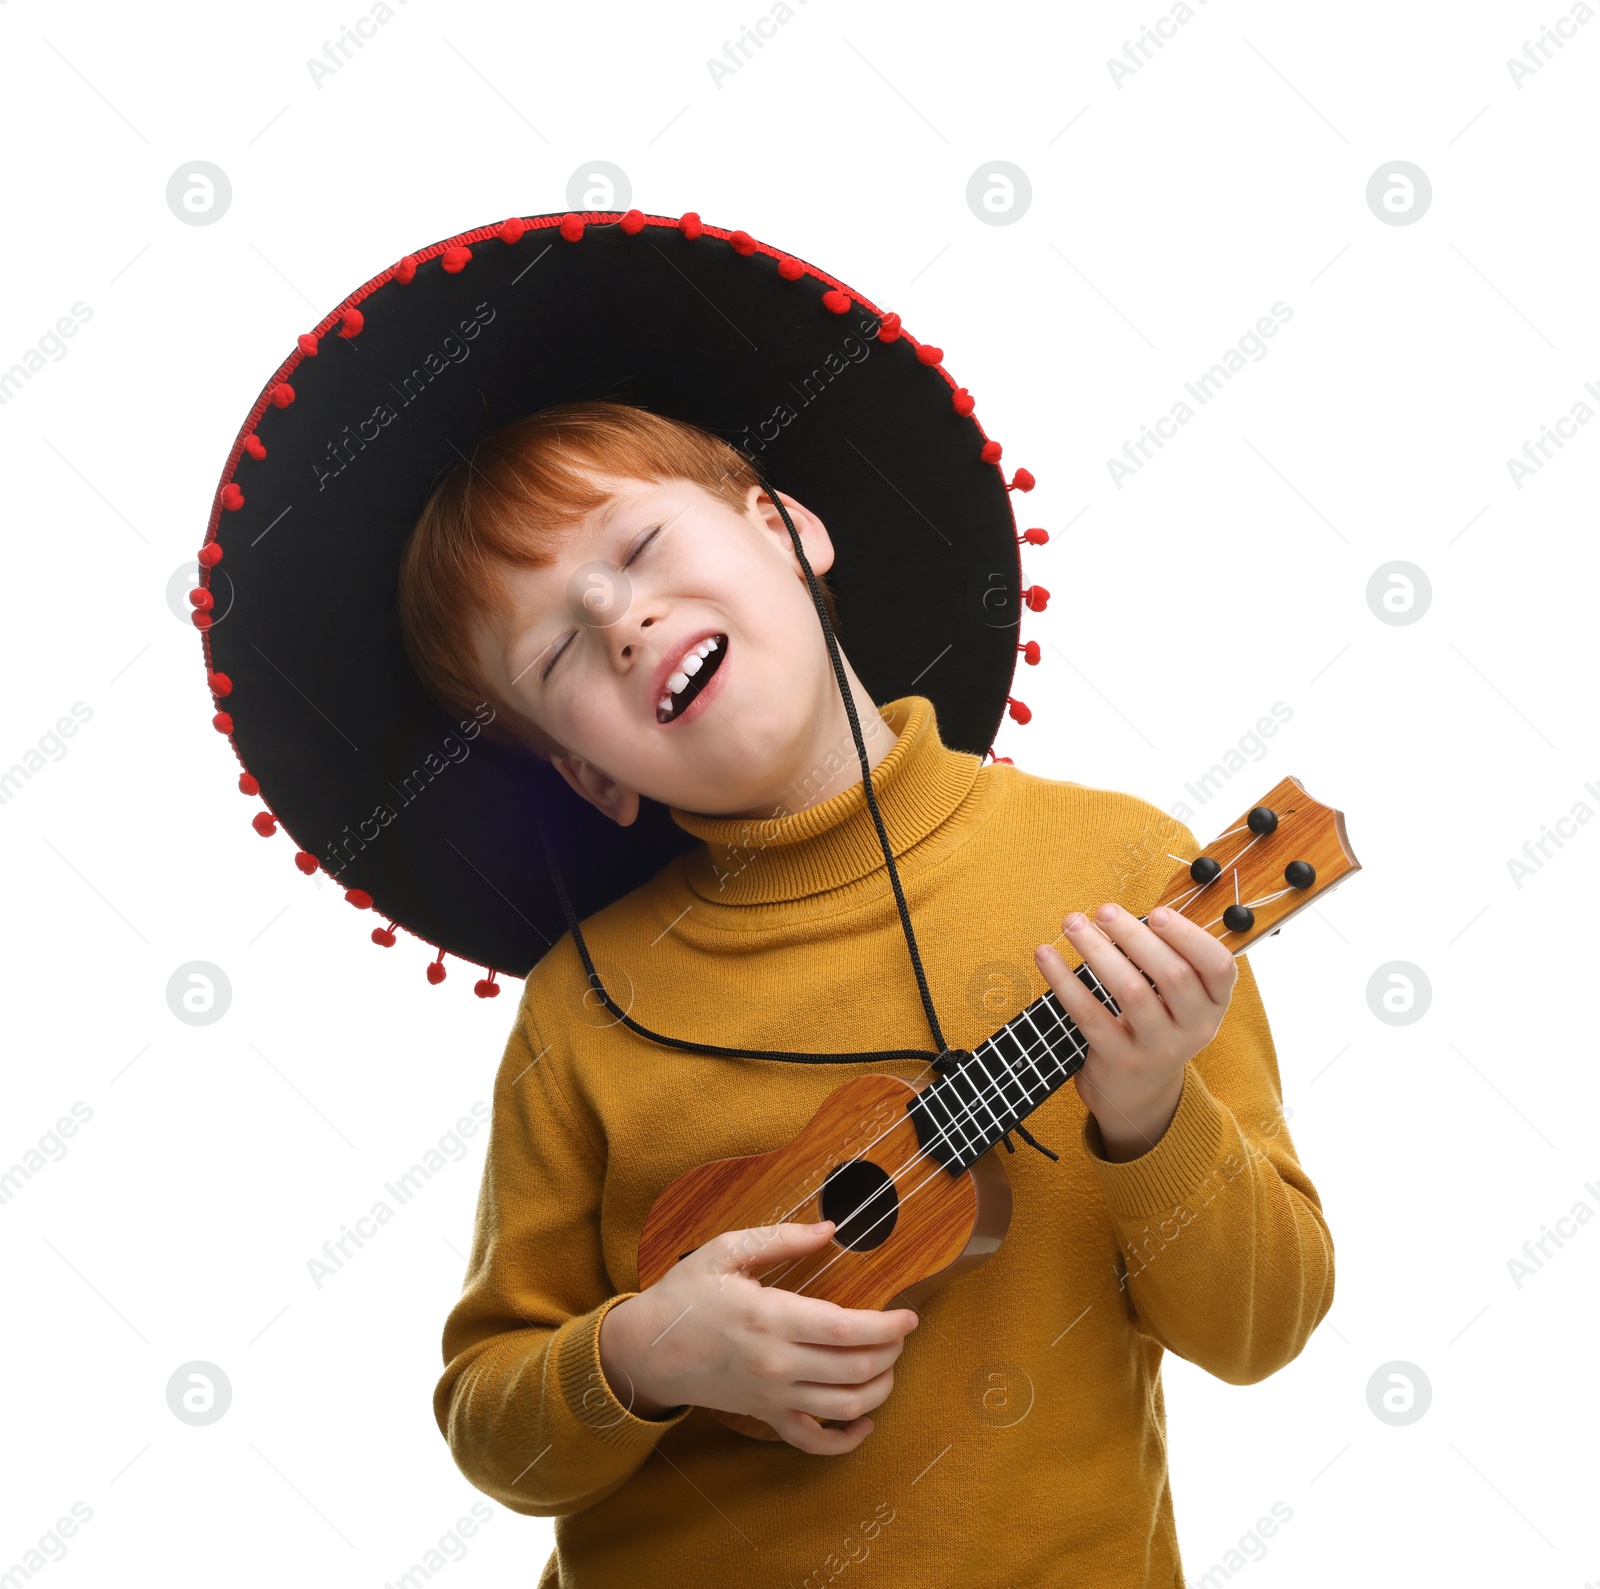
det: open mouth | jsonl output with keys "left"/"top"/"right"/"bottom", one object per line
{"left": 656, "top": 634, "right": 728, "bottom": 724}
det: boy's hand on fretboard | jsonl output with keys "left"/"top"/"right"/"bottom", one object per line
{"left": 1034, "top": 903, "right": 1237, "bottom": 1165}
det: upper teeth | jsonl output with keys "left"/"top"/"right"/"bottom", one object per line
{"left": 659, "top": 636, "right": 721, "bottom": 718}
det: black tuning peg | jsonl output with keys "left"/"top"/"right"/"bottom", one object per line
{"left": 1223, "top": 903, "right": 1255, "bottom": 933}
{"left": 1285, "top": 860, "right": 1315, "bottom": 889}
{"left": 1190, "top": 855, "right": 1221, "bottom": 884}
{"left": 1247, "top": 806, "right": 1278, "bottom": 836}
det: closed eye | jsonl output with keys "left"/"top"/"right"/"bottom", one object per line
{"left": 624, "top": 525, "right": 662, "bottom": 567}
{"left": 544, "top": 630, "right": 576, "bottom": 678}
{"left": 544, "top": 528, "right": 656, "bottom": 681}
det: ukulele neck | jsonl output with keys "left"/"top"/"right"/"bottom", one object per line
{"left": 908, "top": 960, "right": 1122, "bottom": 1174}
{"left": 905, "top": 776, "right": 1361, "bottom": 1176}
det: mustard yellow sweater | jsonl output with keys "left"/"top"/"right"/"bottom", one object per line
{"left": 433, "top": 694, "right": 1334, "bottom": 1589}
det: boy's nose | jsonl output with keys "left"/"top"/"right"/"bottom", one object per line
{"left": 614, "top": 612, "right": 661, "bottom": 668}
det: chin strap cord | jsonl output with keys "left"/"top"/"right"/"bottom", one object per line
{"left": 531, "top": 466, "right": 1056, "bottom": 1163}
{"left": 759, "top": 477, "right": 952, "bottom": 1057}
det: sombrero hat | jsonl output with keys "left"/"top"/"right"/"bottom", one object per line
{"left": 195, "top": 208, "right": 1051, "bottom": 997}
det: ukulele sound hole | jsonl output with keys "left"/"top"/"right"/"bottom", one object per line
{"left": 820, "top": 1159, "right": 899, "bottom": 1252}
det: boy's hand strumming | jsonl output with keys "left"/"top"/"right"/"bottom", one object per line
{"left": 598, "top": 1219, "right": 918, "bottom": 1455}
{"left": 1034, "top": 903, "right": 1237, "bottom": 1164}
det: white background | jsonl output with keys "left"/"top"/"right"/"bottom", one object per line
{"left": 1, "top": 1, "right": 1596, "bottom": 1585}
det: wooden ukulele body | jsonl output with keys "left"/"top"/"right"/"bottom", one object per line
{"left": 637, "top": 1071, "right": 1013, "bottom": 1440}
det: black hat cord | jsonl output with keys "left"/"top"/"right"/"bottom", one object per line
{"left": 531, "top": 475, "right": 1055, "bottom": 1162}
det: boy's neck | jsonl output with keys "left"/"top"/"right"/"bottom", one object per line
{"left": 717, "top": 660, "right": 899, "bottom": 822}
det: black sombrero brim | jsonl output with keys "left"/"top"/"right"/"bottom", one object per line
{"left": 197, "top": 210, "right": 1042, "bottom": 986}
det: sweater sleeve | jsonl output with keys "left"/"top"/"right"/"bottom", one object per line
{"left": 433, "top": 997, "right": 691, "bottom": 1516}
{"left": 1074, "top": 805, "right": 1336, "bottom": 1386}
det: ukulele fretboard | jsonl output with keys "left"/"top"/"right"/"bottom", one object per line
{"left": 907, "top": 962, "right": 1122, "bottom": 1173}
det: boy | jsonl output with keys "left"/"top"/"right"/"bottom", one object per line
{"left": 409, "top": 401, "right": 1334, "bottom": 1588}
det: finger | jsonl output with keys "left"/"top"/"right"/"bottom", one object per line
{"left": 786, "top": 1336, "right": 907, "bottom": 1386}
{"left": 779, "top": 1295, "right": 920, "bottom": 1349}
{"left": 1068, "top": 906, "right": 1164, "bottom": 1015}
{"left": 788, "top": 1364, "right": 896, "bottom": 1423}
{"left": 769, "top": 1408, "right": 874, "bottom": 1456}
{"left": 707, "top": 1220, "right": 835, "bottom": 1277}
{"left": 1147, "top": 906, "right": 1238, "bottom": 1005}
{"left": 1089, "top": 903, "right": 1199, "bottom": 1012}
{"left": 1034, "top": 936, "right": 1126, "bottom": 1050}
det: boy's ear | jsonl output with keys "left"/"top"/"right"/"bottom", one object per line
{"left": 549, "top": 752, "right": 642, "bottom": 828}
{"left": 746, "top": 485, "right": 835, "bottom": 578}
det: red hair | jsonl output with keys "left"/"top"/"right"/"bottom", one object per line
{"left": 397, "top": 401, "right": 839, "bottom": 758}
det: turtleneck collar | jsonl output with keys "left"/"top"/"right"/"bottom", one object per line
{"left": 668, "top": 695, "right": 983, "bottom": 907}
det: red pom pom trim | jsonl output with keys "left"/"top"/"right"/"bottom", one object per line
{"left": 191, "top": 611, "right": 213, "bottom": 631}
{"left": 345, "top": 888, "right": 374, "bottom": 910}
{"left": 821, "top": 288, "right": 851, "bottom": 315}
{"left": 1008, "top": 468, "right": 1036, "bottom": 493}
{"left": 1020, "top": 527, "right": 1049, "bottom": 546}
{"left": 951, "top": 387, "right": 975, "bottom": 417}
{"left": 1006, "top": 696, "right": 1033, "bottom": 725}
{"left": 987, "top": 749, "right": 1015, "bottom": 766}
{"left": 560, "top": 213, "right": 585, "bottom": 242}
{"left": 1019, "top": 640, "right": 1042, "bottom": 665}
{"left": 242, "top": 435, "right": 266, "bottom": 461}
{"left": 876, "top": 312, "right": 902, "bottom": 343}
{"left": 777, "top": 255, "right": 804, "bottom": 281}
{"left": 441, "top": 245, "right": 472, "bottom": 274}
{"left": 337, "top": 308, "right": 364, "bottom": 339}
{"left": 729, "top": 230, "right": 757, "bottom": 256}
{"left": 269, "top": 382, "right": 295, "bottom": 408}
{"left": 297, "top": 333, "right": 319, "bottom": 358}
{"left": 212, "top": 710, "right": 233, "bottom": 733}
{"left": 372, "top": 925, "right": 396, "bottom": 948}
{"left": 189, "top": 588, "right": 214, "bottom": 611}
{"left": 238, "top": 773, "right": 259, "bottom": 796}
{"left": 474, "top": 973, "right": 502, "bottom": 998}
{"left": 395, "top": 255, "right": 418, "bottom": 284}
{"left": 979, "top": 440, "right": 1003, "bottom": 465}
{"left": 198, "top": 542, "right": 223, "bottom": 567}
{"left": 426, "top": 951, "right": 447, "bottom": 986}
{"left": 294, "top": 850, "right": 318, "bottom": 875}
{"left": 220, "top": 483, "right": 244, "bottom": 511}
{"left": 1023, "top": 584, "right": 1050, "bottom": 613}
{"left": 252, "top": 811, "right": 277, "bottom": 837}
{"left": 679, "top": 212, "right": 703, "bottom": 240}
{"left": 915, "top": 344, "right": 943, "bottom": 366}
{"left": 499, "top": 217, "right": 527, "bottom": 245}
{"left": 207, "top": 671, "right": 232, "bottom": 697}
{"left": 620, "top": 209, "right": 645, "bottom": 235}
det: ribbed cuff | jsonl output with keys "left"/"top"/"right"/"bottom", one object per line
{"left": 1081, "top": 1064, "right": 1230, "bottom": 1219}
{"left": 555, "top": 1293, "right": 694, "bottom": 1449}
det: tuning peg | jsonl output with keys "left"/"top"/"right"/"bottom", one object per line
{"left": 1190, "top": 856, "right": 1221, "bottom": 884}
{"left": 1223, "top": 903, "right": 1255, "bottom": 933}
{"left": 1247, "top": 806, "right": 1278, "bottom": 835}
{"left": 1285, "top": 860, "right": 1315, "bottom": 889}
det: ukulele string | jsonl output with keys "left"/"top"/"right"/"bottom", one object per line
{"left": 1160, "top": 825, "right": 1263, "bottom": 917}
{"left": 752, "top": 1036, "right": 1068, "bottom": 1296}
{"left": 759, "top": 972, "right": 1096, "bottom": 1251}
{"left": 755, "top": 993, "right": 1096, "bottom": 1294}
{"left": 785, "top": 1013, "right": 1095, "bottom": 1298}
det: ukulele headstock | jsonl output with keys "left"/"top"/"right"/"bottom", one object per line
{"left": 1153, "top": 776, "right": 1359, "bottom": 954}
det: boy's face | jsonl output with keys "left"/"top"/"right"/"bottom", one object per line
{"left": 474, "top": 474, "right": 861, "bottom": 825}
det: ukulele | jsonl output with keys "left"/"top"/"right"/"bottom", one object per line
{"left": 636, "top": 775, "right": 1360, "bottom": 1439}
